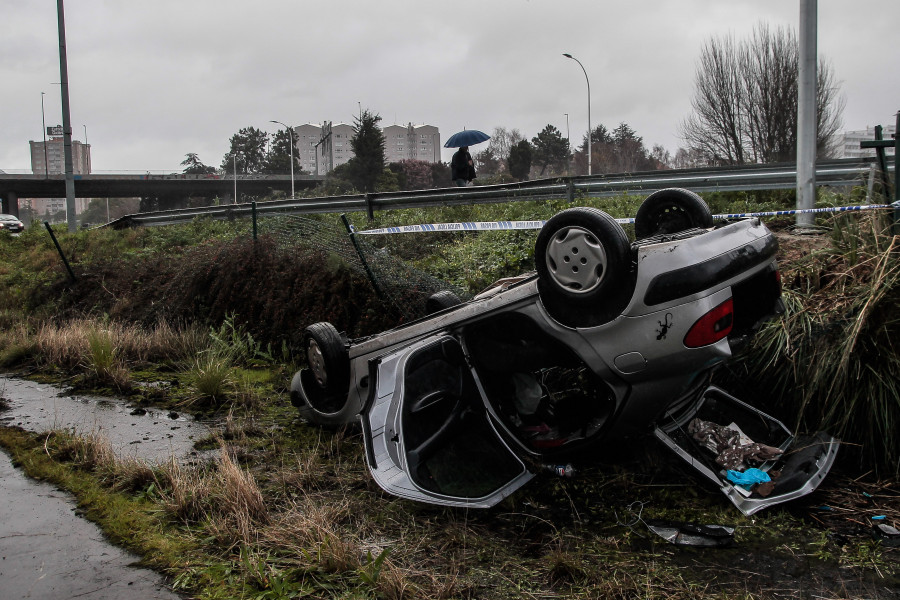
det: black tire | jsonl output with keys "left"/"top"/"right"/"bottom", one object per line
{"left": 634, "top": 188, "right": 713, "bottom": 239}
{"left": 291, "top": 322, "right": 354, "bottom": 425}
{"left": 425, "top": 290, "right": 463, "bottom": 315}
{"left": 534, "top": 207, "right": 633, "bottom": 327}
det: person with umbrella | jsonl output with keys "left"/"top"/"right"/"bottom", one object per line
{"left": 451, "top": 146, "right": 475, "bottom": 187}
{"left": 445, "top": 129, "right": 490, "bottom": 187}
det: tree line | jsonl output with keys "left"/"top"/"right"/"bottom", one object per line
{"left": 138, "top": 20, "right": 842, "bottom": 212}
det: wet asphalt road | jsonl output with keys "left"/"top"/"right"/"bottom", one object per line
{"left": 0, "top": 376, "right": 208, "bottom": 599}
{"left": 0, "top": 450, "right": 182, "bottom": 599}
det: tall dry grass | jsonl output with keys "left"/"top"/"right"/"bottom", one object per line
{"left": 156, "top": 442, "right": 268, "bottom": 548}
{"left": 29, "top": 319, "right": 207, "bottom": 370}
{"left": 743, "top": 212, "right": 900, "bottom": 473}
{"left": 0, "top": 320, "right": 35, "bottom": 367}
{"left": 43, "top": 428, "right": 157, "bottom": 493}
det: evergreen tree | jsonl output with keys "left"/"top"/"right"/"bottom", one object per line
{"left": 181, "top": 153, "right": 216, "bottom": 175}
{"left": 261, "top": 128, "right": 301, "bottom": 175}
{"left": 531, "top": 125, "right": 570, "bottom": 176}
{"left": 508, "top": 140, "right": 534, "bottom": 180}
{"left": 221, "top": 127, "right": 268, "bottom": 174}
{"left": 348, "top": 109, "right": 386, "bottom": 192}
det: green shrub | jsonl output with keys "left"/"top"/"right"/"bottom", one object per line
{"left": 187, "top": 351, "right": 234, "bottom": 405}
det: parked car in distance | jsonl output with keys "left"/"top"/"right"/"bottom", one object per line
{"left": 290, "top": 188, "right": 838, "bottom": 515}
{"left": 0, "top": 214, "right": 24, "bottom": 234}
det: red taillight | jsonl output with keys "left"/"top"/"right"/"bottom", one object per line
{"left": 684, "top": 298, "right": 734, "bottom": 348}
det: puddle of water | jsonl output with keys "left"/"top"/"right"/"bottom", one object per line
{"left": 0, "top": 376, "right": 209, "bottom": 464}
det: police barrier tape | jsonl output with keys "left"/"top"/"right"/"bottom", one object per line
{"left": 353, "top": 203, "right": 896, "bottom": 235}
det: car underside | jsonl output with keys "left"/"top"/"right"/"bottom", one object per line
{"left": 290, "top": 188, "right": 838, "bottom": 514}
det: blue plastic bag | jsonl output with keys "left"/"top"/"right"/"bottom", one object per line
{"left": 727, "top": 468, "right": 771, "bottom": 490}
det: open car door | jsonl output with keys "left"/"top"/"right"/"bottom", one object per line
{"left": 655, "top": 386, "right": 839, "bottom": 515}
{"left": 361, "top": 334, "right": 534, "bottom": 508}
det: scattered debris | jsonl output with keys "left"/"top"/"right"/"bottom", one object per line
{"left": 645, "top": 520, "right": 735, "bottom": 548}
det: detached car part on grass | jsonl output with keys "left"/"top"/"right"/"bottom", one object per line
{"left": 290, "top": 188, "right": 838, "bottom": 515}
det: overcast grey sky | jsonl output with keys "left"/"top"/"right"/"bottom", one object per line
{"left": 2, "top": 0, "right": 898, "bottom": 173}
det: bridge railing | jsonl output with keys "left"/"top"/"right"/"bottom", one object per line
{"left": 109, "top": 158, "right": 880, "bottom": 228}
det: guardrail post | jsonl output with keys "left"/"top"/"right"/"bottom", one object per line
{"left": 365, "top": 193, "right": 374, "bottom": 220}
{"left": 566, "top": 179, "right": 575, "bottom": 203}
{"left": 251, "top": 201, "right": 258, "bottom": 241}
{"left": 43, "top": 221, "right": 76, "bottom": 283}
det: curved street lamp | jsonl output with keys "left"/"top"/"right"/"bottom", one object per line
{"left": 270, "top": 119, "right": 295, "bottom": 198}
{"left": 563, "top": 53, "right": 591, "bottom": 176}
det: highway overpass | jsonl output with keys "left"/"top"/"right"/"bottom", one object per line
{"left": 0, "top": 172, "right": 325, "bottom": 213}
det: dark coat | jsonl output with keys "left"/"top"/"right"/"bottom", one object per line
{"left": 451, "top": 149, "right": 475, "bottom": 181}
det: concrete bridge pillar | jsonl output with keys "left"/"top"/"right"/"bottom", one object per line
{"left": 2, "top": 191, "right": 19, "bottom": 218}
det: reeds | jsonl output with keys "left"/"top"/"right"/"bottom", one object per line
{"left": 24, "top": 318, "right": 206, "bottom": 370}
{"left": 156, "top": 443, "right": 268, "bottom": 547}
{"left": 742, "top": 212, "right": 900, "bottom": 473}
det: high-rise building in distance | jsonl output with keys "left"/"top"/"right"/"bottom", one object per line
{"left": 28, "top": 126, "right": 92, "bottom": 217}
{"left": 293, "top": 122, "right": 440, "bottom": 175}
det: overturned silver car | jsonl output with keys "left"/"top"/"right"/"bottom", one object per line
{"left": 291, "top": 188, "right": 838, "bottom": 515}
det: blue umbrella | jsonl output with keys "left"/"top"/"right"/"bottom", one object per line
{"left": 443, "top": 129, "right": 490, "bottom": 148}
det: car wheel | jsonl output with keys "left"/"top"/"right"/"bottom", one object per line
{"left": 291, "top": 322, "right": 354, "bottom": 425}
{"left": 634, "top": 188, "right": 713, "bottom": 239}
{"left": 535, "top": 207, "right": 633, "bottom": 327}
{"left": 425, "top": 290, "right": 463, "bottom": 315}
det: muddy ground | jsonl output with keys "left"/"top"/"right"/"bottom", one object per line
{"left": 1, "top": 374, "right": 899, "bottom": 599}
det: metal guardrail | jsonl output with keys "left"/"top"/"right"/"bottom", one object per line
{"left": 109, "top": 158, "right": 882, "bottom": 229}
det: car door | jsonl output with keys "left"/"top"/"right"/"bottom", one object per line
{"left": 655, "top": 386, "right": 839, "bottom": 515}
{"left": 361, "top": 334, "right": 534, "bottom": 508}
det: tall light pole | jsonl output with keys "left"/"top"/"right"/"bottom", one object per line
{"left": 40, "top": 92, "right": 49, "bottom": 179}
{"left": 796, "top": 0, "right": 817, "bottom": 228}
{"left": 57, "top": 0, "right": 77, "bottom": 232}
{"left": 563, "top": 53, "right": 591, "bottom": 176}
{"left": 564, "top": 112, "right": 570, "bottom": 176}
{"left": 270, "top": 120, "right": 295, "bottom": 198}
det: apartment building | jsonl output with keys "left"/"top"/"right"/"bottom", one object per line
{"left": 838, "top": 125, "right": 896, "bottom": 159}
{"left": 383, "top": 124, "right": 441, "bottom": 164}
{"left": 293, "top": 122, "right": 441, "bottom": 174}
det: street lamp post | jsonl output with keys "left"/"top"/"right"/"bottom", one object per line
{"left": 270, "top": 120, "right": 295, "bottom": 199}
{"left": 564, "top": 112, "right": 570, "bottom": 175}
{"left": 40, "top": 92, "right": 49, "bottom": 179}
{"left": 563, "top": 53, "right": 591, "bottom": 176}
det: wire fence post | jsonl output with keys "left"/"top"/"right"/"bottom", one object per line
{"left": 340, "top": 213, "right": 384, "bottom": 300}
{"left": 251, "top": 201, "right": 258, "bottom": 241}
{"left": 43, "top": 221, "right": 76, "bottom": 282}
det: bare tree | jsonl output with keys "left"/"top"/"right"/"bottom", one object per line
{"left": 649, "top": 144, "right": 672, "bottom": 169}
{"left": 680, "top": 22, "right": 843, "bottom": 165}
{"left": 681, "top": 34, "right": 747, "bottom": 164}
{"left": 486, "top": 126, "right": 524, "bottom": 171}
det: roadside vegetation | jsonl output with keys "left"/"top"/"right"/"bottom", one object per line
{"left": 1, "top": 187, "right": 899, "bottom": 598}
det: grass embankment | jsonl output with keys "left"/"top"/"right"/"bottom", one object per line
{"left": 0, "top": 188, "right": 899, "bottom": 598}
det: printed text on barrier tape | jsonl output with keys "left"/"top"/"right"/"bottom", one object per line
{"left": 353, "top": 204, "right": 893, "bottom": 235}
